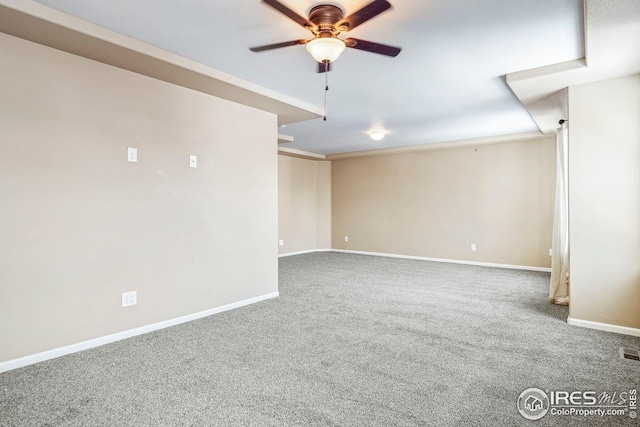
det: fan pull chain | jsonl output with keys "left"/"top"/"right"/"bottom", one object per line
{"left": 323, "top": 61, "right": 329, "bottom": 121}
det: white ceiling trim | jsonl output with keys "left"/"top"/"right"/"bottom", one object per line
{"left": 326, "top": 131, "right": 549, "bottom": 160}
{"left": 277, "top": 133, "right": 295, "bottom": 144}
{"left": 278, "top": 146, "right": 327, "bottom": 160}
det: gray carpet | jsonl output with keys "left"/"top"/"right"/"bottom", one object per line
{"left": 1, "top": 252, "right": 638, "bottom": 426}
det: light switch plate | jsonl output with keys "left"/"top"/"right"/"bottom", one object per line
{"left": 189, "top": 155, "right": 197, "bottom": 168}
{"left": 127, "top": 147, "right": 137, "bottom": 163}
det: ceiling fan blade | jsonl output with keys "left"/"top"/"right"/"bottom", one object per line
{"left": 345, "top": 38, "right": 401, "bottom": 57}
{"left": 336, "top": 0, "right": 392, "bottom": 32}
{"left": 249, "top": 39, "right": 308, "bottom": 52}
{"left": 262, "top": 0, "right": 316, "bottom": 29}
{"left": 317, "top": 61, "right": 332, "bottom": 73}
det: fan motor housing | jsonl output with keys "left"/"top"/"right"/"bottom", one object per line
{"left": 309, "top": 4, "right": 345, "bottom": 34}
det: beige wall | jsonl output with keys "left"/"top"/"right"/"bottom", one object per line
{"left": 315, "top": 160, "right": 332, "bottom": 249}
{"left": 0, "top": 34, "right": 278, "bottom": 363}
{"left": 332, "top": 139, "right": 556, "bottom": 268}
{"left": 568, "top": 74, "right": 640, "bottom": 330}
{"left": 278, "top": 155, "right": 331, "bottom": 254}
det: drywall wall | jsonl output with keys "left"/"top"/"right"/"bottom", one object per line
{"left": 278, "top": 155, "right": 331, "bottom": 254}
{"left": 0, "top": 33, "right": 278, "bottom": 363}
{"left": 331, "top": 138, "right": 556, "bottom": 267}
{"left": 568, "top": 74, "right": 640, "bottom": 330}
{"left": 315, "top": 161, "right": 331, "bottom": 249}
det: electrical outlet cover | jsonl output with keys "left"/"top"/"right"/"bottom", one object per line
{"left": 122, "top": 291, "right": 137, "bottom": 307}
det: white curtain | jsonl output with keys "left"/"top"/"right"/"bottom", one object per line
{"left": 550, "top": 122, "right": 569, "bottom": 305}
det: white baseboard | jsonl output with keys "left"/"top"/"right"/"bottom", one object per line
{"left": 278, "top": 249, "right": 331, "bottom": 258}
{"left": 0, "top": 291, "right": 279, "bottom": 374}
{"left": 331, "top": 249, "right": 552, "bottom": 272}
{"left": 567, "top": 317, "right": 640, "bottom": 337}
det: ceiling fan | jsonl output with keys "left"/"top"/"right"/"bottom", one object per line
{"left": 250, "top": 0, "right": 402, "bottom": 72}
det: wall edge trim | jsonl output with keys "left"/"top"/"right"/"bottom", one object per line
{"left": 331, "top": 249, "right": 551, "bottom": 272}
{"left": 567, "top": 317, "right": 640, "bottom": 337}
{"left": 0, "top": 291, "right": 279, "bottom": 373}
{"left": 278, "top": 249, "right": 332, "bottom": 258}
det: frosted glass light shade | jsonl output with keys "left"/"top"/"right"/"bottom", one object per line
{"left": 306, "top": 38, "right": 346, "bottom": 63}
{"left": 370, "top": 131, "right": 385, "bottom": 141}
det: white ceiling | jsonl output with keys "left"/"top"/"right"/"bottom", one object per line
{"left": 33, "top": 0, "right": 584, "bottom": 155}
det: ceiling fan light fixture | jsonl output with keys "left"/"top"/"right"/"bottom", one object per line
{"left": 370, "top": 131, "right": 385, "bottom": 141}
{"left": 306, "top": 37, "right": 346, "bottom": 63}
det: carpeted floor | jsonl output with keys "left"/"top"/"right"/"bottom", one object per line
{"left": 1, "top": 252, "right": 638, "bottom": 426}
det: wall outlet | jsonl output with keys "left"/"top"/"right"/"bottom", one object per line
{"left": 279, "top": 240, "right": 284, "bottom": 246}
{"left": 189, "top": 155, "right": 197, "bottom": 168}
{"left": 122, "top": 291, "right": 137, "bottom": 307}
{"left": 470, "top": 244, "right": 477, "bottom": 251}
{"left": 344, "top": 236, "right": 349, "bottom": 242}
{"left": 127, "top": 147, "right": 137, "bottom": 163}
